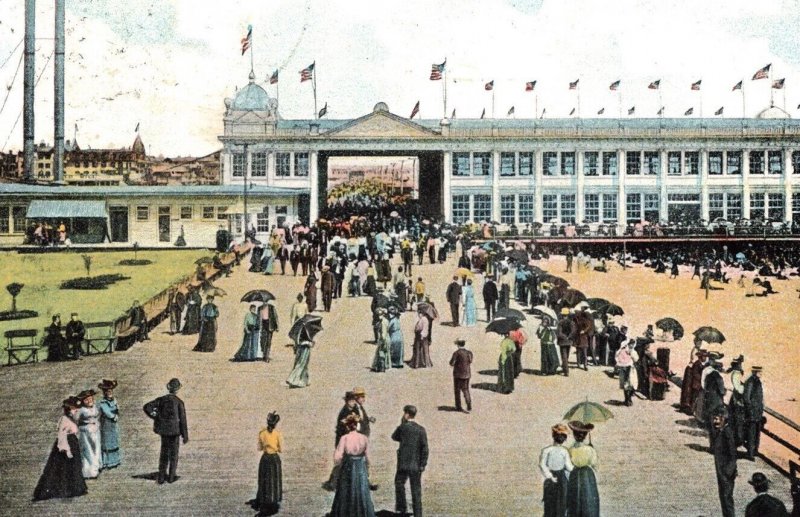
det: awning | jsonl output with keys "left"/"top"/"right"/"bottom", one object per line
{"left": 26, "top": 200, "right": 108, "bottom": 219}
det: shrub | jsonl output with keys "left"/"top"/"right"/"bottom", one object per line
{"left": 60, "top": 274, "right": 131, "bottom": 290}
{"left": 0, "top": 309, "right": 38, "bottom": 321}
{"left": 118, "top": 259, "right": 154, "bottom": 266}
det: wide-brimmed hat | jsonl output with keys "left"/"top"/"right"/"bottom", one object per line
{"left": 97, "top": 379, "right": 118, "bottom": 391}
{"left": 551, "top": 423, "right": 569, "bottom": 436}
{"left": 77, "top": 389, "right": 96, "bottom": 400}
{"left": 454, "top": 339, "right": 466, "bottom": 347}
{"left": 748, "top": 472, "right": 770, "bottom": 489}
{"left": 567, "top": 420, "right": 595, "bottom": 433}
{"left": 707, "top": 351, "right": 724, "bottom": 361}
{"left": 352, "top": 387, "right": 366, "bottom": 398}
{"left": 62, "top": 396, "right": 82, "bottom": 409}
{"left": 267, "top": 411, "right": 280, "bottom": 427}
{"left": 167, "top": 378, "right": 182, "bottom": 392}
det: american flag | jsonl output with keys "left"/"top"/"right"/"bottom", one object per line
{"left": 597, "top": 107, "right": 605, "bottom": 115}
{"left": 569, "top": 79, "right": 579, "bottom": 90}
{"left": 732, "top": 80, "right": 743, "bottom": 91}
{"left": 507, "top": 106, "right": 515, "bottom": 116}
{"left": 691, "top": 80, "right": 701, "bottom": 91}
{"left": 772, "top": 78, "right": 785, "bottom": 89}
{"left": 299, "top": 62, "right": 315, "bottom": 82}
{"left": 609, "top": 80, "right": 620, "bottom": 91}
{"left": 525, "top": 81, "right": 536, "bottom": 91}
{"left": 752, "top": 63, "right": 771, "bottom": 80}
{"left": 269, "top": 69, "right": 278, "bottom": 84}
{"left": 430, "top": 60, "right": 446, "bottom": 81}
{"left": 241, "top": 25, "right": 252, "bottom": 56}
{"left": 409, "top": 101, "right": 420, "bottom": 119}
{"left": 684, "top": 107, "right": 694, "bottom": 116}
{"left": 485, "top": 80, "right": 494, "bottom": 91}
{"left": 648, "top": 80, "right": 660, "bottom": 90}
{"left": 715, "top": 107, "right": 724, "bottom": 116}
{"left": 628, "top": 106, "right": 636, "bottom": 115}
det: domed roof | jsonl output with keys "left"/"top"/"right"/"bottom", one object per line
{"left": 231, "top": 71, "right": 271, "bottom": 111}
{"left": 756, "top": 105, "right": 791, "bottom": 119}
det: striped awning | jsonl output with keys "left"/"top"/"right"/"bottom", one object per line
{"left": 26, "top": 200, "right": 108, "bottom": 219}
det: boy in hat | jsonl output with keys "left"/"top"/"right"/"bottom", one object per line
{"left": 745, "top": 472, "right": 788, "bottom": 516}
{"left": 449, "top": 339, "right": 473, "bottom": 412}
{"left": 143, "top": 378, "right": 188, "bottom": 484}
{"left": 97, "top": 380, "right": 121, "bottom": 469}
{"left": 539, "top": 423, "right": 574, "bottom": 517}
{"left": 743, "top": 365, "right": 765, "bottom": 461}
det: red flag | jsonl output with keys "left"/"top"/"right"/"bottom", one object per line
{"left": 525, "top": 81, "right": 536, "bottom": 91}
{"left": 409, "top": 101, "right": 420, "bottom": 119}
{"left": 691, "top": 80, "right": 701, "bottom": 91}
{"left": 752, "top": 63, "right": 771, "bottom": 80}
{"left": 269, "top": 69, "right": 278, "bottom": 84}
{"left": 648, "top": 80, "right": 660, "bottom": 90}
{"left": 569, "top": 79, "right": 579, "bottom": 90}
{"left": 484, "top": 80, "right": 494, "bottom": 91}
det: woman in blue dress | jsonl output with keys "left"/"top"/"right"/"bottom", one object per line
{"left": 96, "top": 380, "right": 121, "bottom": 470}
{"left": 76, "top": 389, "right": 102, "bottom": 479}
{"left": 330, "top": 414, "right": 375, "bottom": 517}
{"left": 463, "top": 279, "right": 477, "bottom": 327}
{"left": 286, "top": 327, "right": 314, "bottom": 388}
{"left": 233, "top": 304, "right": 262, "bottom": 361}
{"left": 387, "top": 306, "right": 404, "bottom": 368}
{"left": 261, "top": 247, "right": 275, "bottom": 275}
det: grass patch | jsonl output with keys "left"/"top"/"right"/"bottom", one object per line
{"left": 118, "top": 259, "right": 154, "bottom": 266}
{"left": 60, "top": 274, "right": 132, "bottom": 290}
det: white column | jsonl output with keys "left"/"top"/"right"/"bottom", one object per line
{"left": 309, "top": 151, "right": 319, "bottom": 223}
{"left": 742, "top": 149, "right": 751, "bottom": 219}
{"left": 491, "top": 150, "right": 501, "bottom": 223}
{"left": 289, "top": 151, "right": 295, "bottom": 177}
{"left": 266, "top": 151, "right": 274, "bottom": 185}
{"left": 784, "top": 148, "right": 793, "bottom": 222}
{"left": 659, "top": 149, "right": 668, "bottom": 223}
{"left": 700, "top": 149, "right": 709, "bottom": 221}
{"left": 576, "top": 150, "right": 585, "bottom": 223}
{"left": 443, "top": 151, "right": 452, "bottom": 222}
{"left": 617, "top": 149, "right": 626, "bottom": 227}
{"left": 534, "top": 150, "right": 544, "bottom": 223}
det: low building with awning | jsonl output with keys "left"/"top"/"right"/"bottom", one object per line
{"left": 25, "top": 199, "right": 110, "bottom": 243}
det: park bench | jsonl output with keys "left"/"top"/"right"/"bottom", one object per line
{"left": 4, "top": 329, "right": 40, "bottom": 366}
{"left": 82, "top": 322, "right": 116, "bottom": 355}
{"left": 114, "top": 313, "right": 140, "bottom": 351}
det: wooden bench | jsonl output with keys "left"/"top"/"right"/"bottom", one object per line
{"left": 4, "top": 329, "right": 40, "bottom": 366}
{"left": 83, "top": 322, "right": 116, "bottom": 355}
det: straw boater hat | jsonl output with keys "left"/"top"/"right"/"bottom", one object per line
{"left": 551, "top": 423, "right": 569, "bottom": 436}
{"left": 568, "top": 420, "right": 595, "bottom": 433}
{"left": 97, "top": 379, "right": 118, "bottom": 391}
{"left": 77, "top": 389, "right": 96, "bottom": 400}
{"left": 560, "top": 307, "right": 570, "bottom": 316}
{"left": 751, "top": 365, "right": 763, "bottom": 372}
{"left": 352, "top": 387, "right": 366, "bottom": 398}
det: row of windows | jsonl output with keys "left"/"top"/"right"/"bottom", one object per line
{"left": 0, "top": 205, "right": 27, "bottom": 234}
{"left": 451, "top": 150, "right": 800, "bottom": 177}
{"left": 136, "top": 205, "right": 229, "bottom": 222}
{"left": 232, "top": 152, "right": 309, "bottom": 177}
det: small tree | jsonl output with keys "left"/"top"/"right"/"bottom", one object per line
{"left": 6, "top": 282, "right": 23, "bottom": 313}
{"left": 133, "top": 242, "right": 140, "bottom": 261}
{"left": 82, "top": 254, "right": 93, "bottom": 278}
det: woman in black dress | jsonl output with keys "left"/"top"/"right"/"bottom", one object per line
{"left": 44, "top": 314, "right": 68, "bottom": 361}
{"left": 33, "top": 396, "right": 88, "bottom": 501}
{"left": 252, "top": 412, "right": 282, "bottom": 516}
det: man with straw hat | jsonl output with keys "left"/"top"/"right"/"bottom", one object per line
{"left": 744, "top": 472, "right": 788, "bottom": 516}
{"left": 539, "top": 423, "right": 573, "bottom": 517}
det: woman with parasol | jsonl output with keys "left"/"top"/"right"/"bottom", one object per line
{"left": 566, "top": 420, "right": 600, "bottom": 516}
{"left": 286, "top": 316, "right": 321, "bottom": 388}
{"left": 232, "top": 304, "right": 262, "bottom": 362}
{"left": 537, "top": 315, "right": 560, "bottom": 376}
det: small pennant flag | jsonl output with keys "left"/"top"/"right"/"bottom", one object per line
{"left": 480, "top": 108, "right": 486, "bottom": 119}
{"left": 134, "top": 122, "right": 139, "bottom": 132}
{"left": 732, "top": 80, "right": 743, "bottom": 91}
{"left": 684, "top": 107, "right": 694, "bottom": 116}
{"left": 715, "top": 106, "right": 724, "bottom": 116}
{"left": 430, "top": 60, "right": 446, "bottom": 81}
{"left": 752, "top": 63, "right": 771, "bottom": 80}
{"left": 691, "top": 79, "right": 702, "bottom": 91}
{"left": 269, "top": 69, "right": 279, "bottom": 84}
{"left": 409, "top": 100, "right": 420, "bottom": 119}
{"left": 451, "top": 108, "right": 456, "bottom": 119}
{"left": 609, "top": 80, "right": 620, "bottom": 91}
{"left": 648, "top": 79, "right": 660, "bottom": 90}
{"left": 569, "top": 108, "right": 576, "bottom": 116}
{"left": 299, "top": 62, "right": 315, "bottom": 82}
{"left": 569, "top": 79, "right": 579, "bottom": 90}
{"left": 318, "top": 102, "right": 328, "bottom": 119}
{"left": 657, "top": 106, "right": 664, "bottom": 116}
{"left": 241, "top": 25, "right": 252, "bottom": 56}
{"left": 797, "top": 104, "right": 800, "bottom": 110}
{"left": 597, "top": 107, "right": 605, "bottom": 115}
{"left": 485, "top": 80, "right": 494, "bottom": 91}
{"left": 628, "top": 106, "right": 636, "bottom": 115}
{"left": 772, "top": 78, "right": 785, "bottom": 89}
{"left": 507, "top": 106, "right": 515, "bottom": 116}
{"left": 540, "top": 108, "right": 546, "bottom": 119}
{"left": 525, "top": 81, "right": 536, "bottom": 91}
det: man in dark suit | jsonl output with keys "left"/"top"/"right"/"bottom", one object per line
{"left": 320, "top": 266, "right": 335, "bottom": 312}
{"left": 449, "top": 339, "right": 473, "bottom": 412}
{"left": 556, "top": 310, "right": 576, "bottom": 377}
{"left": 711, "top": 408, "right": 737, "bottom": 517}
{"left": 445, "top": 276, "right": 462, "bottom": 327}
{"left": 64, "top": 312, "right": 85, "bottom": 360}
{"left": 743, "top": 365, "right": 765, "bottom": 460}
{"left": 745, "top": 472, "right": 789, "bottom": 517}
{"left": 259, "top": 301, "right": 279, "bottom": 362}
{"left": 392, "top": 405, "right": 429, "bottom": 517}
{"left": 482, "top": 278, "right": 498, "bottom": 322}
{"left": 143, "top": 378, "right": 188, "bottom": 484}
{"left": 703, "top": 358, "right": 727, "bottom": 447}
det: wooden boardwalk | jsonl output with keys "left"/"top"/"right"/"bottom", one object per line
{"left": 0, "top": 253, "right": 794, "bottom": 516}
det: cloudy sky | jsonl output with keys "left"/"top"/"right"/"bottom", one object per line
{"left": 0, "top": 0, "right": 798, "bottom": 156}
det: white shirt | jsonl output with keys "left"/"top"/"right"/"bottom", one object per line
{"left": 539, "top": 444, "right": 574, "bottom": 481}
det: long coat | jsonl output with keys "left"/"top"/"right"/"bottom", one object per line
{"left": 143, "top": 393, "right": 188, "bottom": 439}
{"left": 703, "top": 369, "right": 727, "bottom": 422}
{"left": 391, "top": 420, "right": 429, "bottom": 472}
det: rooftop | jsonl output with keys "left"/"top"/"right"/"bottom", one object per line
{"left": 0, "top": 183, "right": 307, "bottom": 197}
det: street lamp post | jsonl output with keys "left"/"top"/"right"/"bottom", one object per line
{"left": 243, "top": 143, "right": 249, "bottom": 237}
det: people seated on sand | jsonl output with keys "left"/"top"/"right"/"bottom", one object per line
{"left": 700, "top": 271, "right": 723, "bottom": 290}
{"left": 653, "top": 259, "right": 666, "bottom": 274}
{"left": 593, "top": 258, "right": 608, "bottom": 273}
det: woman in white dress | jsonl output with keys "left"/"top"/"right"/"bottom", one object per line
{"left": 76, "top": 389, "right": 102, "bottom": 478}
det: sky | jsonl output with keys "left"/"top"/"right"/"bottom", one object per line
{"left": 0, "top": 0, "right": 798, "bottom": 156}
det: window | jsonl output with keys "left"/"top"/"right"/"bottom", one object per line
{"left": 518, "top": 194, "right": 535, "bottom": 223}
{"left": 232, "top": 153, "right": 246, "bottom": 177}
{"left": 216, "top": 206, "right": 228, "bottom": 220}
{"left": 500, "top": 194, "right": 516, "bottom": 224}
{"left": 643, "top": 152, "right": 659, "bottom": 175}
{"left": 257, "top": 212, "right": 270, "bottom": 232}
{"left": 294, "top": 152, "right": 309, "bottom": 177}
{"left": 275, "top": 206, "right": 288, "bottom": 215}
{"left": 542, "top": 194, "right": 558, "bottom": 222}
{"left": 584, "top": 194, "right": 599, "bottom": 222}
{"left": 750, "top": 193, "right": 766, "bottom": 220}
{"left": 602, "top": 152, "right": 617, "bottom": 176}
{"left": 668, "top": 152, "right": 681, "bottom": 175}
{"left": 584, "top": 152, "right": 598, "bottom": 176}
{"left": 0, "top": 206, "right": 8, "bottom": 233}
{"left": 626, "top": 152, "right": 641, "bottom": 175}
{"left": 667, "top": 193, "right": 700, "bottom": 202}
{"left": 708, "top": 152, "right": 723, "bottom": 175}
{"left": 626, "top": 193, "right": 642, "bottom": 223}
{"left": 749, "top": 151, "right": 765, "bottom": 174}
{"left": 452, "top": 195, "right": 470, "bottom": 223}
{"left": 452, "top": 152, "right": 470, "bottom": 176}
{"left": 709, "top": 193, "right": 724, "bottom": 220}
{"left": 472, "top": 153, "right": 491, "bottom": 176}
{"left": 136, "top": 206, "right": 149, "bottom": 221}
{"left": 602, "top": 193, "right": 618, "bottom": 222}
{"left": 202, "top": 206, "right": 215, "bottom": 219}
{"left": 560, "top": 194, "right": 576, "bottom": 224}
{"left": 793, "top": 151, "right": 800, "bottom": 174}
{"left": 519, "top": 152, "right": 533, "bottom": 176}
{"left": 500, "top": 153, "right": 516, "bottom": 176}
{"left": 180, "top": 206, "right": 193, "bottom": 220}
{"left": 275, "top": 152, "right": 290, "bottom": 177}
{"left": 684, "top": 152, "right": 699, "bottom": 175}
{"left": 543, "top": 152, "right": 558, "bottom": 176}
{"left": 727, "top": 151, "right": 742, "bottom": 175}
{"left": 727, "top": 194, "right": 742, "bottom": 220}
{"left": 768, "top": 193, "right": 784, "bottom": 220}
{"left": 561, "top": 152, "right": 575, "bottom": 175}
{"left": 251, "top": 152, "right": 267, "bottom": 177}
{"left": 768, "top": 151, "right": 782, "bottom": 175}
{"left": 10, "top": 207, "right": 24, "bottom": 233}
{"left": 473, "top": 194, "right": 492, "bottom": 222}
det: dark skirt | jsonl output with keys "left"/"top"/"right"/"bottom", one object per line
{"left": 182, "top": 306, "right": 202, "bottom": 335}
{"left": 541, "top": 342, "right": 560, "bottom": 375}
{"left": 543, "top": 468, "right": 569, "bottom": 517}
{"left": 330, "top": 454, "right": 375, "bottom": 517}
{"left": 497, "top": 356, "right": 515, "bottom": 394}
{"left": 679, "top": 364, "right": 695, "bottom": 412}
{"left": 567, "top": 466, "right": 600, "bottom": 517}
{"left": 193, "top": 320, "right": 217, "bottom": 352}
{"left": 409, "top": 335, "right": 432, "bottom": 368}
{"left": 33, "top": 435, "right": 87, "bottom": 501}
{"left": 255, "top": 453, "right": 282, "bottom": 515}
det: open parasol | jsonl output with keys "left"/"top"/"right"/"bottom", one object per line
{"left": 541, "top": 274, "right": 569, "bottom": 288}
{"left": 416, "top": 302, "right": 439, "bottom": 320}
{"left": 693, "top": 326, "right": 725, "bottom": 344}
{"left": 486, "top": 318, "right": 522, "bottom": 335}
{"left": 289, "top": 314, "right": 323, "bottom": 342}
{"left": 559, "top": 288, "right": 587, "bottom": 307}
{"left": 656, "top": 317, "right": 684, "bottom": 340}
{"left": 563, "top": 399, "right": 614, "bottom": 424}
{"left": 494, "top": 308, "right": 527, "bottom": 321}
{"left": 506, "top": 249, "right": 529, "bottom": 264}
{"left": 531, "top": 305, "right": 557, "bottom": 321}
{"left": 456, "top": 267, "right": 474, "bottom": 279}
{"left": 241, "top": 290, "right": 276, "bottom": 303}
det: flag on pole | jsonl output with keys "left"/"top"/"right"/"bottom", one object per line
{"left": 752, "top": 63, "right": 771, "bottom": 80}
{"left": 648, "top": 80, "right": 660, "bottom": 90}
{"left": 657, "top": 106, "right": 664, "bottom": 116}
{"left": 732, "top": 80, "right": 743, "bottom": 91}
{"left": 609, "top": 80, "right": 620, "bottom": 91}
{"left": 480, "top": 108, "right": 486, "bottom": 119}
{"left": 772, "top": 78, "right": 785, "bottom": 89}
{"left": 540, "top": 108, "right": 546, "bottom": 119}
{"left": 134, "top": 122, "right": 139, "bottom": 132}
{"left": 628, "top": 106, "right": 635, "bottom": 115}
{"left": 569, "top": 108, "right": 576, "bottom": 116}
{"left": 430, "top": 60, "right": 446, "bottom": 81}
{"left": 507, "top": 106, "right": 515, "bottom": 116}
{"left": 451, "top": 108, "right": 456, "bottom": 119}
{"left": 241, "top": 25, "right": 252, "bottom": 56}
{"left": 318, "top": 102, "right": 328, "bottom": 119}
{"left": 410, "top": 101, "right": 420, "bottom": 119}
{"left": 684, "top": 107, "right": 694, "bottom": 116}
{"left": 299, "top": 62, "right": 315, "bottom": 82}
{"left": 484, "top": 80, "right": 494, "bottom": 91}
{"left": 715, "top": 106, "right": 724, "bottom": 116}
{"left": 525, "top": 81, "right": 536, "bottom": 91}
{"left": 569, "top": 79, "right": 579, "bottom": 90}
{"left": 269, "top": 69, "right": 279, "bottom": 84}
{"left": 691, "top": 79, "right": 702, "bottom": 91}
{"left": 597, "top": 107, "right": 605, "bottom": 115}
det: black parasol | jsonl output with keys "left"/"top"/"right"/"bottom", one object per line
{"left": 241, "top": 290, "right": 276, "bottom": 303}
{"left": 289, "top": 314, "right": 323, "bottom": 342}
{"left": 693, "top": 326, "right": 725, "bottom": 344}
{"left": 486, "top": 318, "right": 523, "bottom": 335}
{"left": 656, "top": 318, "right": 684, "bottom": 340}
{"left": 495, "top": 308, "right": 527, "bottom": 321}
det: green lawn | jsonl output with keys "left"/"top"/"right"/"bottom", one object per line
{"left": 0, "top": 249, "right": 212, "bottom": 360}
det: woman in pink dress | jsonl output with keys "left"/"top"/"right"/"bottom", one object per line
{"left": 330, "top": 414, "right": 375, "bottom": 516}
{"left": 409, "top": 309, "right": 432, "bottom": 368}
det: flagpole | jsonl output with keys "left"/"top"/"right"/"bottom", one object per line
{"left": 535, "top": 93, "right": 538, "bottom": 122}
{"left": 492, "top": 87, "right": 495, "bottom": 119}
{"left": 250, "top": 35, "right": 254, "bottom": 75}
{"left": 741, "top": 84, "right": 746, "bottom": 118}
{"left": 769, "top": 66, "right": 774, "bottom": 107}
{"left": 277, "top": 74, "right": 280, "bottom": 112}
{"left": 577, "top": 82, "right": 581, "bottom": 117}
{"left": 699, "top": 88, "right": 703, "bottom": 118}
{"left": 617, "top": 89, "right": 621, "bottom": 118}
{"left": 312, "top": 61, "right": 318, "bottom": 119}
{"left": 659, "top": 89, "right": 663, "bottom": 118}
{"left": 442, "top": 61, "right": 447, "bottom": 119}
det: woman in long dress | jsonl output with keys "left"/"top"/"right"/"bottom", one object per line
{"left": 33, "top": 397, "right": 88, "bottom": 501}
{"left": 363, "top": 264, "right": 377, "bottom": 297}
{"left": 182, "top": 287, "right": 202, "bottom": 335}
{"left": 497, "top": 335, "right": 516, "bottom": 394}
{"left": 304, "top": 274, "right": 317, "bottom": 313}
{"left": 566, "top": 421, "right": 600, "bottom": 517}
{"left": 252, "top": 412, "right": 282, "bottom": 516}
{"left": 537, "top": 317, "right": 561, "bottom": 375}
{"left": 330, "top": 414, "right": 375, "bottom": 517}
{"left": 462, "top": 279, "right": 477, "bottom": 327}
{"left": 261, "top": 246, "right": 275, "bottom": 275}
{"left": 193, "top": 296, "right": 219, "bottom": 352}
{"left": 387, "top": 307, "right": 404, "bottom": 368}
{"left": 286, "top": 329, "right": 314, "bottom": 388}
{"left": 370, "top": 309, "right": 391, "bottom": 372}
{"left": 409, "top": 309, "right": 432, "bottom": 368}
{"left": 96, "top": 380, "right": 121, "bottom": 470}
{"left": 233, "top": 304, "right": 263, "bottom": 361}
{"left": 44, "top": 314, "right": 69, "bottom": 362}
{"left": 76, "top": 389, "right": 102, "bottom": 479}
